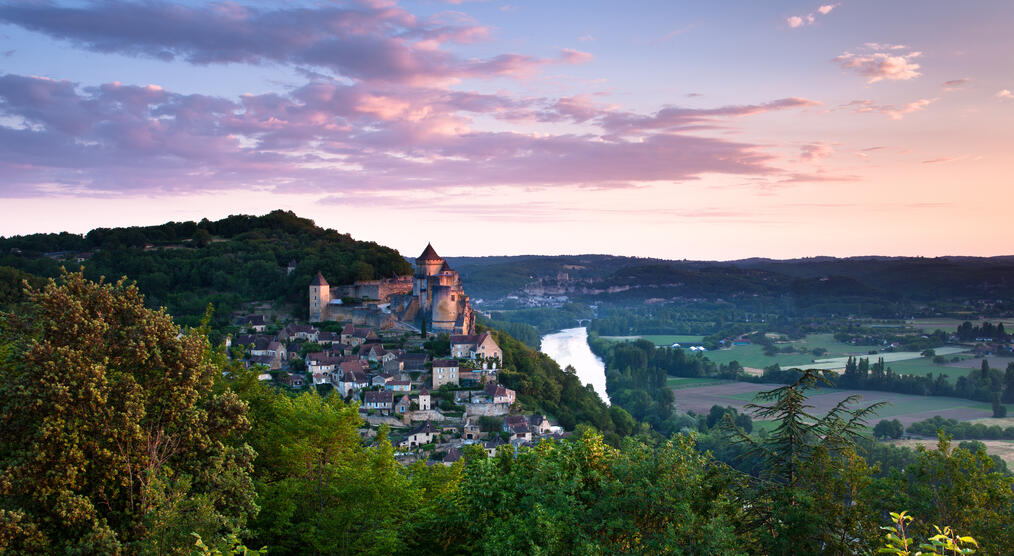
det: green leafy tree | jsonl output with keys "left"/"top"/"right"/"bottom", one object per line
{"left": 240, "top": 383, "right": 418, "bottom": 554}
{"left": 877, "top": 436, "right": 1014, "bottom": 554}
{"left": 438, "top": 430, "right": 743, "bottom": 554}
{"left": 0, "top": 272, "right": 256, "bottom": 553}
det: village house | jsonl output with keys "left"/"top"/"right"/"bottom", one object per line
{"left": 484, "top": 383, "right": 516, "bottom": 405}
{"left": 280, "top": 372, "right": 305, "bottom": 389}
{"left": 503, "top": 415, "right": 532, "bottom": 442}
{"left": 339, "top": 359, "right": 366, "bottom": 377}
{"left": 249, "top": 354, "right": 279, "bottom": 370}
{"left": 432, "top": 359, "right": 460, "bottom": 388}
{"left": 483, "top": 436, "right": 507, "bottom": 457}
{"left": 399, "top": 353, "right": 430, "bottom": 371}
{"left": 386, "top": 380, "right": 412, "bottom": 392}
{"left": 364, "top": 390, "right": 394, "bottom": 414}
{"left": 463, "top": 420, "right": 482, "bottom": 440}
{"left": 238, "top": 314, "right": 267, "bottom": 332}
{"left": 417, "top": 388, "right": 431, "bottom": 411}
{"left": 317, "top": 331, "right": 340, "bottom": 344}
{"left": 395, "top": 394, "right": 412, "bottom": 414}
{"left": 337, "top": 370, "right": 368, "bottom": 396}
{"left": 364, "top": 344, "right": 397, "bottom": 364}
{"left": 450, "top": 331, "right": 503, "bottom": 367}
{"left": 529, "top": 414, "right": 552, "bottom": 435}
{"left": 341, "top": 324, "right": 378, "bottom": 346}
{"left": 383, "top": 358, "right": 404, "bottom": 373}
{"left": 281, "top": 323, "right": 319, "bottom": 342}
{"left": 442, "top": 447, "right": 462, "bottom": 466}
{"left": 401, "top": 421, "right": 439, "bottom": 448}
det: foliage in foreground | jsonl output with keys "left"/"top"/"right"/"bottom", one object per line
{"left": 0, "top": 272, "right": 256, "bottom": 553}
{"left": 1, "top": 273, "right": 1013, "bottom": 554}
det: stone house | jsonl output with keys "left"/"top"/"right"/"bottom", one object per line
{"left": 449, "top": 331, "right": 502, "bottom": 367}
{"left": 432, "top": 359, "right": 460, "bottom": 388}
{"left": 484, "top": 383, "right": 516, "bottom": 405}
{"left": 395, "top": 394, "right": 412, "bottom": 414}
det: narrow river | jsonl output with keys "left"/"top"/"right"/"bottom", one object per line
{"left": 540, "top": 327, "right": 610, "bottom": 404}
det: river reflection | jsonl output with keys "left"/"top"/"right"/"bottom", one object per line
{"left": 540, "top": 327, "right": 610, "bottom": 404}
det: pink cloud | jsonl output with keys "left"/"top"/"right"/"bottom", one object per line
{"left": 0, "top": 2, "right": 584, "bottom": 86}
{"left": 800, "top": 142, "right": 833, "bottom": 162}
{"left": 834, "top": 47, "right": 922, "bottom": 83}
{"left": 0, "top": 71, "right": 827, "bottom": 197}
{"left": 786, "top": 4, "right": 837, "bottom": 28}
{"left": 996, "top": 89, "right": 1013, "bottom": 100}
{"left": 842, "top": 98, "right": 934, "bottom": 120}
{"left": 600, "top": 97, "right": 821, "bottom": 137}
{"left": 941, "top": 78, "right": 968, "bottom": 91}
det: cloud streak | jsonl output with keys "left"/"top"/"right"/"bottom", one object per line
{"left": 842, "top": 98, "right": 934, "bottom": 120}
{"left": 833, "top": 45, "right": 922, "bottom": 83}
{"left": 0, "top": 1, "right": 589, "bottom": 85}
{"left": 0, "top": 72, "right": 823, "bottom": 197}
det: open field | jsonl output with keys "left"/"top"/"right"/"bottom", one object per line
{"left": 888, "top": 439, "right": 1014, "bottom": 467}
{"left": 702, "top": 333, "right": 971, "bottom": 372}
{"left": 945, "top": 356, "right": 1013, "bottom": 370}
{"left": 669, "top": 381, "right": 1008, "bottom": 426}
{"left": 908, "top": 318, "right": 1014, "bottom": 333}
{"left": 666, "top": 377, "right": 731, "bottom": 389}
{"left": 601, "top": 334, "right": 705, "bottom": 345}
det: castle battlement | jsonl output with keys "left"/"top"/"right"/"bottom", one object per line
{"left": 310, "top": 243, "right": 474, "bottom": 335}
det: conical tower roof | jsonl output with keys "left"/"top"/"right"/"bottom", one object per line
{"left": 311, "top": 271, "right": 329, "bottom": 286}
{"left": 417, "top": 243, "right": 442, "bottom": 261}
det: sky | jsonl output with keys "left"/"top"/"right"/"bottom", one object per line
{"left": 0, "top": 0, "right": 1012, "bottom": 260}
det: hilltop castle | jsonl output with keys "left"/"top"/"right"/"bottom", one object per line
{"left": 309, "top": 243, "right": 475, "bottom": 335}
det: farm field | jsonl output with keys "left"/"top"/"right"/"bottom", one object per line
{"left": 601, "top": 334, "right": 705, "bottom": 345}
{"left": 908, "top": 318, "right": 1014, "bottom": 333}
{"left": 703, "top": 333, "right": 971, "bottom": 374}
{"left": 666, "top": 377, "right": 731, "bottom": 389}
{"left": 669, "top": 380, "right": 1008, "bottom": 427}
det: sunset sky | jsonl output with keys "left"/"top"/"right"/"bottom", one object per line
{"left": 1, "top": 0, "right": 1011, "bottom": 259}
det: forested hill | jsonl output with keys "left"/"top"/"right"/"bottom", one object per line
{"left": 448, "top": 254, "right": 1014, "bottom": 310}
{"left": 0, "top": 210, "right": 412, "bottom": 326}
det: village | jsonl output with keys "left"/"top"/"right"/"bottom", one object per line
{"left": 228, "top": 245, "right": 566, "bottom": 465}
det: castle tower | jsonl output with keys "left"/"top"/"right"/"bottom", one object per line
{"left": 309, "top": 271, "right": 330, "bottom": 322}
{"left": 416, "top": 243, "right": 444, "bottom": 278}
{"left": 418, "top": 388, "right": 431, "bottom": 411}
{"left": 414, "top": 243, "right": 444, "bottom": 306}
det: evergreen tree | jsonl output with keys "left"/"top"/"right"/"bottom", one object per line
{"left": 1004, "top": 362, "right": 1014, "bottom": 404}
{"left": 724, "top": 369, "right": 885, "bottom": 554}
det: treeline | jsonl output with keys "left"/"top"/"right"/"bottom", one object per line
{"left": 475, "top": 314, "right": 541, "bottom": 348}
{"left": 956, "top": 320, "right": 1010, "bottom": 342}
{"left": 0, "top": 210, "right": 412, "bottom": 327}
{"left": 588, "top": 334, "right": 742, "bottom": 434}
{"left": 908, "top": 415, "right": 1014, "bottom": 440}
{"left": 488, "top": 303, "right": 594, "bottom": 334}
{"left": 836, "top": 356, "right": 1014, "bottom": 403}
{"left": 2, "top": 274, "right": 1012, "bottom": 554}
{"left": 588, "top": 302, "right": 760, "bottom": 337}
